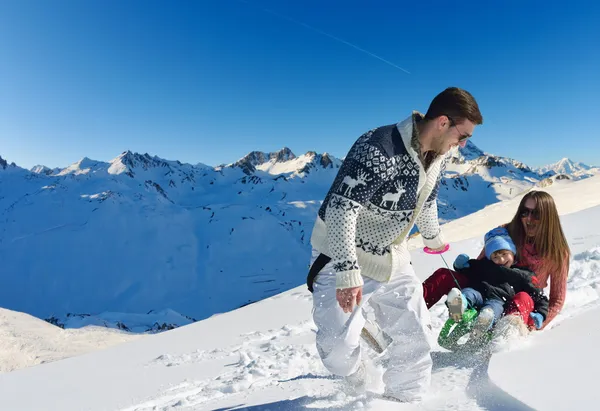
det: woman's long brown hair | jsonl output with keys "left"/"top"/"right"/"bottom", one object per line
{"left": 506, "top": 190, "right": 571, "bottom": 272}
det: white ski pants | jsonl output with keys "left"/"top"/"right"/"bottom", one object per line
{"left": 310, "top": 248, "right": 433, "bottom": 400}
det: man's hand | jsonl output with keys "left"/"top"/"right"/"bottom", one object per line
{"left": 429, "top": 244, "right": 449, "bottom": 253}
{"left": 336, "top": 286, "right": 363, "bottom": 313}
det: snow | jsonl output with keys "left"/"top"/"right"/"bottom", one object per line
{"left": 56, "top": 157, "right": 108, "bottom": 176}
{"left": 0, "top": 308, "right": 141, "bottom": 373}
{"left": 536, "top": 157, "right": 599, "bottom": 177}
{"left": 256, "top": 152, "right": 312, "bottom": 174}
{"left": 107, "top": 156, "right": 129, "bottom": 175}
{"left": 0, "top": 175, "right": 600, "bottom": 410}
{"left": 30, "top": 164, "right": 57, "bottom": 175}
{"left": 489, "top": 305, "right": 600, "bottom": 411}
{"left": 0, "top": 307, "right": 196, "bottom": 373}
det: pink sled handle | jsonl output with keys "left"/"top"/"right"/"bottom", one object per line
{"left": 423, "top": 244, "right": 450, "bottom": 255}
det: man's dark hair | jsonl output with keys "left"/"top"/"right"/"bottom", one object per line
{"left": 424, "top": 87, "right": 483, "bottom": 125}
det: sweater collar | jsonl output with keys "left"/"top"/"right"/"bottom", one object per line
{"left": 397, "top": 111, "right": 446, "bottom": 170}
{"left": 397, "top": 112, "right": 419, "bottom": 163}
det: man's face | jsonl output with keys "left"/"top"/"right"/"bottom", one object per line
{"left": 433, "top": 116, "right": 476, "bottom": 155}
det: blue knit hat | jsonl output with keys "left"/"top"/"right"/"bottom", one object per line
{"left": 484, "top": 227, "right": 517, "bottom": 260}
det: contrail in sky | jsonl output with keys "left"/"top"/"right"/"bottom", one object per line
{"left": 237, "top": 0, "right": 411, "bottom": 74}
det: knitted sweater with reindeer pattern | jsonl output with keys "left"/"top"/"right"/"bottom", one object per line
{"left": 310, "top": 113, "right": 449, "bottom": 289}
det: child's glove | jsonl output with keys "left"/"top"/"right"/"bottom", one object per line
{"left": 530, "top": 312, "right": 544, "bottom": 330}
{"left": 453, "top": 254, "right": 470, "bottom": 270}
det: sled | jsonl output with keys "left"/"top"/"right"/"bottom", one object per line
{"left": 420, "top": 246, "right": 494, "bottom": 352}
{"left": 437, "top": 307, "right": 493, "bottom": 351}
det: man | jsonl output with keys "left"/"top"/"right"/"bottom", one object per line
{"left": 306, "top": 87, "right": 483, "bottom": 402}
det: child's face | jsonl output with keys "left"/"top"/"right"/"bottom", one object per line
{"left": 491, "top": 250, "right": 515, "bottom": 267}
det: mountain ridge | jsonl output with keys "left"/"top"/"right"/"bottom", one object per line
{"left": 1, "top": 141, "right": 598, "bottom": 326}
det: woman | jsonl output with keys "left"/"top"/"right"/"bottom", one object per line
{"left": 422, "top": 190, "right": 571, "bottom": 330}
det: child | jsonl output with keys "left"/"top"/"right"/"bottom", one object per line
{"left": 446, "top": 227, "right": 549, "bottom": 339}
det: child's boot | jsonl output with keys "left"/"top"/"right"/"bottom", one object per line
{"left": 446, "top": 288, "right": 467, "bottom": 322}
{"left": 471, "top": 307, "right": 495, "bottom": 339}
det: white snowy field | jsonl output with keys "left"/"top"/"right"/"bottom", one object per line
{"left": 0, "top": 308, "right": 142, "bottom": 373}
{"left": 489, "top": 305, "right": 600, "bottom": 411}
{"left": 0, "top": 308, "right": 203, "bottom": 373}
{"left": 0, "top": 176, "right": 599, "bottom": 410}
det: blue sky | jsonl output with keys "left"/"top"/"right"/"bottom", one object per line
{"left": 1, "top": 0, "right": 598, "bottom": 169}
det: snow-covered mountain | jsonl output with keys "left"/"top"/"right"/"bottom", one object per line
{"left": 0, "top": 141, "right": 596, "bottom": 330}
{"left": 229, "top": 147, "right": 338, "bottom": 177}
{"left": 438, "top": 141, "right": 543, "bottom": 220}
{"left": 0, "top": 155, "right": 17, "bottom": 170}
{"left": 536, "top": 157, "right": 599, "bottom": 178}
{"left": 30, "top": 164, "right": 61, "bottom": 175}
{"left": 0, "top": 148, "right": 342, "bottom": 327}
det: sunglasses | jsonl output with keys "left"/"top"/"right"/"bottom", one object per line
{"left": 448, "top": 116, "right": 472, "bottom": 142}
{"left": 520, "top": 207, "right": 540, "bottom": 220}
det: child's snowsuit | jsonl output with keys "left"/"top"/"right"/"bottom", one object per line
{"left": 454, "top": 258, "right": 549, "bottom": 323}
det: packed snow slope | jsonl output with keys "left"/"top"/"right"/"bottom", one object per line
{"left": 0, "top": 145, "right": 597, "bottom": 325}
{"left": 0, "top": 308, "right": 141, "bottom": 373}
{"left": 0, "top": 175, "right": 599, "bottom": 410}
{"left": 0, "top": 308, "right": 194, "bottom": 373}
{"left": 489, "top": 305, "right": 600, "bottom": 411}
